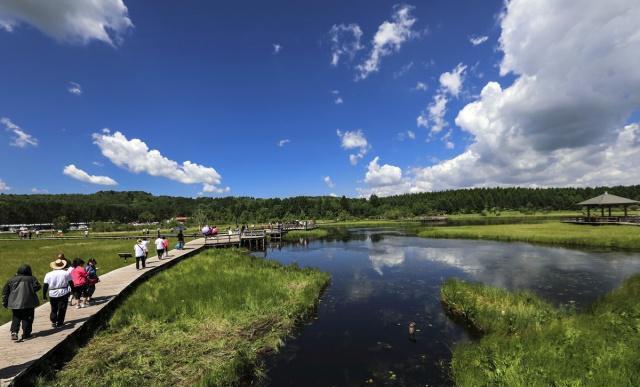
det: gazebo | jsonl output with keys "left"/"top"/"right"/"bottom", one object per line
{"left": 576, "top": 192, "right": 639, "bottom": 222}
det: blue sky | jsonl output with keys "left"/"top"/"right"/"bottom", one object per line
{"left": 1, "top": 0, "right": 638, "bottom": 197}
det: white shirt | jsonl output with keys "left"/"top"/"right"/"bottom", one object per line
{"left": 134, "top": 243, "right": 145, "bottom": 257}
{"left": 44, "top": 270, "right": 72, "bottom": 298}
{"left": 155, "top": 238, "right": 164, "bottom": 250}
{"left": 141, "top": 240, "right": 149, "bottom": 252}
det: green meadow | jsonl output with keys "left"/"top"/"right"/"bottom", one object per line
{"left": 441, "top": 276, "right": 640, "bottom": 386}
{"left": 42, "top": 249, "right": 329, "bottom": 386}
{"left": 282, "top": 228, "right": 329, "bottom": 240}
{"left": 419, "top": 221, "right": 640, "bottom": 250}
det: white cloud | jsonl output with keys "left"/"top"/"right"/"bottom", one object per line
{"left": 334, "top": 96, "right": 343, "bottom": 105}
{"left": 439, "top": 63, "right": 466, "bottom": 97}
{"left": 393, "top": 61, "right": 414, "bottom": 78}
{"left": 272, "top": 43, "right": 282, "bottom": 54}
{"left": 277, "top": 139, "right": 290, "bottom": 147}
{"left": 413, "top": 81, "right": 428, "bottom": 91}
{"left": 1, "top": 117, "right": 38, "bottom": 148}
{"left": 331, "top": 90, "right": 344, "bottom": 104}
{"left": 329, "top": 193, "right": 337, "bottom": 197}
{"left": 0, "top": 0, "right": 133, "bottom": 46}
{"left": 67, "top": 81, "right": 82, "bottom": 95}
{"left": 358, "top": 157, "right": 412, "bottom": 197}
{"left": 92, "top": 161, "right": 103, "bottom": 167}
{"left": 417, "top": 93, "right": 448, "bottom": 134}
{"left": 92, "top": 129, "right": 228, "bottom": 192}
{"left": 63, "top": 164, "right": 117, "bottom": 186}
{"left": 0, "top": 179, "right": 10, "bottom": 191}
{"left": 469, "top": 35, "right": 489, "bottom": 46}
{"left": 408, "top": 0, "right": 640, "bottom": 191}
{"left": 324, "top": 176, "right": 335, "bottom": 188}
{"left": 356, "top": 5, "right": 418, "bottom": 80}
{"left": 329, "top": 23, "right": 363, "bottom": 66}
{"left": 407, "top": 130, "right": 416, "bottom": 140}
{"left": 337, "top": 129, "right": 370, "bottom": 165}
{"left": 445, "top": 140, "right": 455, "bottom": 149}
{"left": 202, "top": 184, "right": 230, "bottom": 194}
{"left": 31, "top": 187, "right": 48, "bottom": 193}
{"left": 417, "top": 63, "right": 467, "bottom": 137}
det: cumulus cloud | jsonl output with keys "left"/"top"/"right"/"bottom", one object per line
{"left": 0, "top": 0, "right": 133, "bottom": 46}
{"left": 0, "top": 179, "right": 10, "bottom": 191}
{"left": 272, "top": 43, "right": 282, "bottom": 54}
{"left": 410, "top": 0, "right": 640, "bottom": 191}
{"left": 337, "top": 129, "right": 370, "bottom": 165}
{"left": 324, "top": 176, "right": 335, "bottom": 188}
{"left": 407, "top": 130, "right": 416, "bottom": 140}
{"left": 417, "top": 63, "right": 467, "bottom": 138}
{"left": 329, "top": 23, "right": 363, "bottom": 66}
{"left": 1, "top": 117, "right": 38, "bottom": 148}
{"left": 358, "top": 157, "right": 412, "bottom": 197}
{"left": 439, "top": 63, "right": 467, "bottom": 97}
{"left": 31, "top": 187, "right": 48, "bottom": 193}
{"left": 356, "top": 5, "right": 418, "bottom": 80}
{"left": 277, "top": 139, "right": 290, "bottom": 147}
{"left": 67, "top": 81, "right": 82, "bottom": 95}
{"left": 92, "top": 129, "right": 228, "bottom": 192}
{"left": 63, "top": 164, "right": 117, "bottom": 186}
{"left": 469, "top": 35, "right": 489, "bottom": 46}
{"left": 331, "top": 90, "right": 344, "bottom": 104}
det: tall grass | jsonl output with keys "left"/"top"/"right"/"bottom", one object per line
{"left": 419, "top": 222, "right": 640, "bottom": 250}
{"left": 0, "top": 239, "right": 149, "bottom": 324}
{"left": 45, "top": 249, "right": 329, "bottom": 386}
{"left": 282, "top": 229, "right": 328, "bottom": 241}
{"left": 441, "top": 275, "right": 640, "bottom": 386}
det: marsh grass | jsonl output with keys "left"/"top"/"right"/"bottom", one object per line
{"left": 45, "top": 249, "right": 329, "bottom": 386}
{"left": 282, "top": 229, "right": 328, "bottom": 240}
{"left": 419, "top": 222, "right": 640, "bottom": 250}
{"left": 0, "top": 239, "right": 149, "bottom": 324}
{"left": 442, "top": 276, "right": 640, "bottom": 386}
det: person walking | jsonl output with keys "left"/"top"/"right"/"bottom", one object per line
{"left": 134, "top": 239, "right": 146, "bottom": 270}
{"left": 141, "top": 237, "right": 149, "bottom": 261}
{"left": 43, "top": 259, "right": 73, "bottom": 328}
{"left": 177, "top": 230, "right": 185, "bottom": 250}
{"left": 70, "top": 259, "right": 89, "bottom": 309}
{"left": 154, "top": 235, "right": 165, "bottom": 260}
{"left": 2, "top": 265, "right": 40, "bottom": 341}
{"left": 85, "top": 259, "right": 99, "bottom": 305}
{"left": 163, "top": 235, "right": 170, "bottom": 258}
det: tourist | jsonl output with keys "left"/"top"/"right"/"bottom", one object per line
{"left": 163, "top": 235, "right": 170, "bottom": 258}
{"left": 134, "top": 239, "right": 146, "bottom": 269}
{"left": 155, "top": 235, "right": 165, "bottom": 259}
{"left": 84, "top": 230, "right": 89, "bottom": 238}
{"left": 66, "top": 256, "right": 78, "bottom": 305}
{"left": 2, "top": 264, "right": 40, "bottom": 341}
{"left": 85, "top": 259, "right": 99, "bottom": 305}
{"left": 176, "top": 230, "right": 185, "bottom": 250}
{"left": 141, "top": 237, "right": 149, "bottom": 260}
{"left": 43, "top": 259, "right": 73, "bottom": 328}
{"left": 70, "top": 258, "right": 89, "bottom": 309}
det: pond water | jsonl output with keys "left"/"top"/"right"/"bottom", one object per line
{"left": 261, "top": 228, "right": 640, "bottom": 386}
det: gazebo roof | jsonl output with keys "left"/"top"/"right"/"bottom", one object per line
{"left": 577, "top": 192, "right": 639, "bottom": 206}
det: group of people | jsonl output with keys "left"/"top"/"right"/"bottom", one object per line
{"left": 133, "top": 232, "right": 183, "bottom": 270}
{"left": 2, "top": 254, "right": 100, "bottom": 341}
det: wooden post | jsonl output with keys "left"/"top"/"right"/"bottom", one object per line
{"left": 587, "top": 207, "right": 591, "bottom": 220}
{"left": 608, "top": 206, "right": 612, "bottom": 217}
{"left": 624, "top": 206, "right": 628, "bottom": 218}
{"left": 601, "top": 207, "right": 605, "bottom": 217}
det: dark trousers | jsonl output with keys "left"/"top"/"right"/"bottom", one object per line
{"left": 11, "top": 308, "right": 34, "bottom": 335}
{"left": 49, "top": 294, "right": 70, "bottom": 326}
{"left": 136, "top": 255, "right": 146, "bottom": 269}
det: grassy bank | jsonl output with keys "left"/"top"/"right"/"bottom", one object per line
{"left": 43, "top": 249, "right": 330, "bottom": 386}
{"left": 419, "top": 222, "right": 640, "bottom": 250}
{"left": 441, "top": 276, "right": 640, "bottom": 386}
{"left": 282, "top": 228, "right": 329, "bottom": 241}
{"left": 0, "top": 239, "right": 156, "bottom": 324}
{"left": 318, "top": 219, "right": 419, "bottom": 228}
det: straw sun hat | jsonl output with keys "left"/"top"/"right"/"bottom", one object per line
{"left": 50, "top": 258, "right": 66, "bottom": 270}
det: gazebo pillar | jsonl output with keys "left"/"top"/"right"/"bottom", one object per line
{"left": 601, "top": 207, "right": 605, "bottom": 217}
{"left": 608, "top": 206, "right": 612, "bottom": 217}
{"left": 624, "top": 205, "right": 628, "bottom": 218}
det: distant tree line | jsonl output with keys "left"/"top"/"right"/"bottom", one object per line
{"left": 1, "top": 186, "right": 639, "bottom": 224}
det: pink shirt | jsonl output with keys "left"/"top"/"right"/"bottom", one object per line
{"left": 71, "top": 266, "right": 88, "bottom": 287}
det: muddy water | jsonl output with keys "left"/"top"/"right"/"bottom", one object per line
{"left": 262, "top": 228, "right": 640, "bottom": 386}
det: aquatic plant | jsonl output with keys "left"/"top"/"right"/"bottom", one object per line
{"left": 442, "top": 275, "right": 640, "bottom": 386}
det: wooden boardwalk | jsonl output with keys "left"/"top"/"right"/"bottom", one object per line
{"left": 0, "top": 238, "right": 210, "bottom": 386}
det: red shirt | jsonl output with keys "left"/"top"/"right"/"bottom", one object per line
{"left": 71, "top": 266, "right": 88, "bottom": 286}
